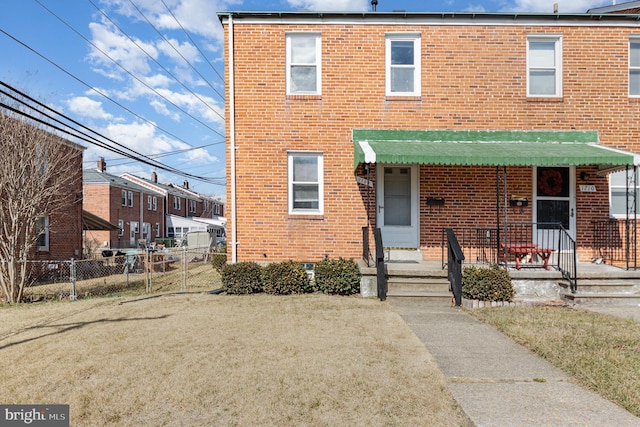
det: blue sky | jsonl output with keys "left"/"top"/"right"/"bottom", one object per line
{"left": 0, "top": 0, "right": 617, "bottom": 197}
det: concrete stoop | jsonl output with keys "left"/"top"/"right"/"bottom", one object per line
{"left": 560, "top": 278, "right": 640, "bottom": 306}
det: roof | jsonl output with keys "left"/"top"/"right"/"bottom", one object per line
{"left": 587, "top": 1, "right": 640, "bottom": 14}
{"left": 82, "top": 210, "right": 119, "bottom": 231}
{"left": 83, "top": 169, "right": 159, "bottom": 194}
{"left": 352, "top": 129, "right": 638, "bottom": 169}
{"left": 218, "top": 10, "right": 640, "bottom": 26}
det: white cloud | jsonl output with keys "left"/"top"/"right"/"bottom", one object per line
{"left": 287, "top": 0, "right": 370, "bottom": 11}
{"left": 67, "top": 97, "right": 113, "bottom": 120}
{"left": 104, "top": 121, "right": 174, "bottom": 154}
{"left": 499, "top": 1, "right": 612, "bottom": 13}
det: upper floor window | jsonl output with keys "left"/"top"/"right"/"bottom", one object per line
{"left": 153, "top": 196, "right": 157, "bottom": 211}
{"left": 286, "top": 33, "right": 321, "bottom": 95}
{"left": 527, "top": 36, "right": 562, "bottom": 97}
{"left": 173, "top": 196, "right": 181, "bottom": 210}
{"left": 386, "top": 34, "right": 421, "bottom": 96}
{"left": 610, "top": 168, "right": 639, "bottom": 217}
{"left": 288, "top": 152, "right": 323, "bottom": 215}
{"left": 127, "top": 191, "right": 134, "bottom": 207}
{"left": 189, "top": 200, "right": 197, "bottom": 213}
{"left": 630, "top": 39, "right": 640, "bottom": 97}
{"left": 121, "top": 190, "right": 127, "bottom": 206}
{"left": 147, "top": 195, "right": 153, "bottom": 210}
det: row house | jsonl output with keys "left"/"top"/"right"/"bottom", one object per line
{"left": 218, "top": 6, "right": 640, "bottom": 267}
{"left": 83, "top": 159, "right": 165, "bottom": 249}
{"left": 121, "top": 173, "right": 225, "bottom": 242}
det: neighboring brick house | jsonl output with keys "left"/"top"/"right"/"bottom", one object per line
{"left": 121, "top": 173, "right": 225, "bottom": 242}
{"left": 218, "top": 8, "right": 640, "bottom": 265}
{"left": 83, "top": 159, "right": 165, "bottom": 249}
{"left": 35, "top": 137, "right": 85, "bottom": 261}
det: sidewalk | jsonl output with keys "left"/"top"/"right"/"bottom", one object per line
{"left": 390, "top": 299, "right": 640, "bottom": 427}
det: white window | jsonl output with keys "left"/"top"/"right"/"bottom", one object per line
{"left": 286, "top": 33, "right": 321, "bottom": 95}
{"left": 173, "top": 196, "right": 181, "bottom": 210}
{"left": 190, "top": 200, "right": 197, "bottom": 213}
{"left": 527, "top": 36, "right": 562, "bottom": 97}
{"left": 118, "top": 219, "right": 124, "bottom": 237}
{"left": 152, "top": 196, "right": 157, "bottom": 211}
{"left": 610, "top": 168, "right": 639, "bottom": 217}
{"left": 386, "top": 34, "right": 421, "bottom": 96}
{"left": 147, "top": 195, "right": 152, "bottom": 210}
{"left": 121, "top": 190, "right": 127, "bottom": 206}
{"left": 630, "top": 39, "right": 640, "bottom": 97}
{"left": 127, "top": 191, "right": 134, "bottom": 207}
{"left": 36, "top": 216, "right": 49, "bottom": 251}
{"left": 288, "top": 152, "right": 323, "bottom": 214}
{"left": 142, "top": 222, "right": 150, "bottom": 236}
{"left": 155, "top": 222, "right": 160, "bottom": 237}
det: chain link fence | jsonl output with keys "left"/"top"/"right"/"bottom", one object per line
{"left": 21, "top": 247, "right": 225, "bottom": 302}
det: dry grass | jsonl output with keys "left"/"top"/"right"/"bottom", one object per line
{"left": 0, "top": 293, "right": 468, "bottom": 426}
{"left": 468, "top": 306, "right": 640, "bottom": 417}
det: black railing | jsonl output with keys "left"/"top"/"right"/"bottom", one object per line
{"left": 592, "top": 219, "right": 637, "bottom": 270}
{"left": 362, "top": 226, "right": 371, "bottom": 267}
{"left": 441, "top": 222, "right": 578, "bottom": 291}
{"left": 373, "top": 227, "right": 386, "bottom": 301}
{"left": 445, "top": 228, "right": 465, "bottom": 307}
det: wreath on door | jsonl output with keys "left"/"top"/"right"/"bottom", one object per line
{"left": 538, "top": 168, "right": 563, "bottom": 196}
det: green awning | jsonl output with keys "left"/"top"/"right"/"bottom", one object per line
{"left": 353, "top": 129, "right": 638, "bottom": 169}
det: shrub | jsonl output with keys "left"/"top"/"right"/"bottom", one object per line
{"left": 261, "top": 261, "right": 312, "bottom": 295}
{"left": 462, "top": 265, "right": 514, "bottom": 302}
{"left": 221, "top": 262, "right": 263, "bottom": 294}
{"left": 211, "top": 253, "right": 227, "bottom": 272}
{"left": 314, "top": 257, "right": 361, "bottom": 296}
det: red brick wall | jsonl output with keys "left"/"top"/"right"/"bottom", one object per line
{"left": 34, "top": 148, "right": 83, "bottom": 260}
{"left": 223, "top": 20, "right": 640, "bottom": 263}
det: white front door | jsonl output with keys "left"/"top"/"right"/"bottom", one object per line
{"left": 533, "top": 166, "right": 576, "bottom": 249}
{"left": 376, "top": 164, "right": 419, "bottom": 248}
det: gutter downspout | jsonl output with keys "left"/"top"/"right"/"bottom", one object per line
{"left": 228, "top": 14, "right": 238, "bottom": 263}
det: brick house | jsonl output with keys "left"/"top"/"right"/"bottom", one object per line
{"left": 83, "top": 159, "right": 165, "bottom": 249}
{"left": 35, "top": 137, "right": 85, "bottom": 261}
{"left": 218, "top": 9, "right": 640, "bottom": 266}
{"left": 121, "top": 173, "right": 225, "bottom": 243}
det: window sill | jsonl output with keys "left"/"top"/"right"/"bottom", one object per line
{"left": 385, "top": 96, "right": 422, "bottom": 101}
{"left": 526, "top": 97, "right": 564, "bottom": 103}
{"left": 286, "top": 95, "right": 322, "bottom": 101}
{"left": 287, "top": 214, "right": 324, "bottom": 220}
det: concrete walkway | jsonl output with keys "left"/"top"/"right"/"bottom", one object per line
{"left": 390, "top": 299, "right": 640, "bottom": 427}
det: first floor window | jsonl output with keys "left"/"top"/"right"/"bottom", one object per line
{"left": 118, "top": 219, "right": 124, "bottom": 237}
{"left": 36, "top": 216, "right": 49, "bottom": 251}
{"left": 155, "top": 222, "right": 160, "bottom": 237}
{"left": 143, "top": 222, "right": 150, "bottom": 236}
{"left": 288, "top": 152, "right": 323, "bottom": 214}
{"left": 610, "top": 168, "right": 640, "bottom": 217}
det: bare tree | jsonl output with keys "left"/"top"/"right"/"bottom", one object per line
{"left": 0, "top": 110, "right": 82, "bottom": 303}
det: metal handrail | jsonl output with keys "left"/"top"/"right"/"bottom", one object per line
{"left": 445, "top": 228, "right": 465, "bottom": 306}
{"left": 373, "top": 227, "right": 386, "bottom": 301}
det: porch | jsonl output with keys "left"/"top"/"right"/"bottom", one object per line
{"left": 360, "top": 249, "right": 640, "bottom": 306}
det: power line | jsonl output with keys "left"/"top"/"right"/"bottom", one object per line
{"left": 160, "top": 0, "right": 225, "bottom": 86}
{"left": 0, "top": 27, "right": 221, "bottom": 148}
{"left": 88, "top": 0, "right": 225, "bottom": 105}
{"left": 0, "top": 80, "right": 225, "bottom": 185}
{"left": 34, "top": 0, "right": 226, "bottom": 133}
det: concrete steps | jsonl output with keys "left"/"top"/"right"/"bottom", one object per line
{"left": 560, "top": 278, "right": 640, "bottom": 306}
{"left": 385, "top": 261, "right": 452, "bottom": 302}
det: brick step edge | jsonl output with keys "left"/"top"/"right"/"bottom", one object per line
{"left": 462, "top": 298, "right": 568, "bottom": 309}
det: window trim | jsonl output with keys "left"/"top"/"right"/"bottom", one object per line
{"left": 36, "top": 216, "right": 49, "bottom": 252}
{"left": 147, "top": 195, "right": 152, "bottom": 210}
{"left": 127, "top": 191, "right": 134, "bottom": 207}
{"left": 630, "top": 37, "right": 640, "bottom": 97}
{"left": 527, "top": 35, "right": 563, "bottom": 98}
{"left": 121, "top": 190, "right": 127, "bottom": 206}
{"left": 609, "top": 167, "right": 639, "bottom": 218}
{"left": 385, "top": 33, "right": 421, "bottom": 97}
{"left": 286, "top": 32, "right": 322, "bottom": 95}
{"left": 153, "top": 196, "right": 157, "bottom": 211}
{"left": 287, "top": 151, "right": 324, "bottom": 215}
{"left": 118, "top": 219, "right": 124, "bottom": 237}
